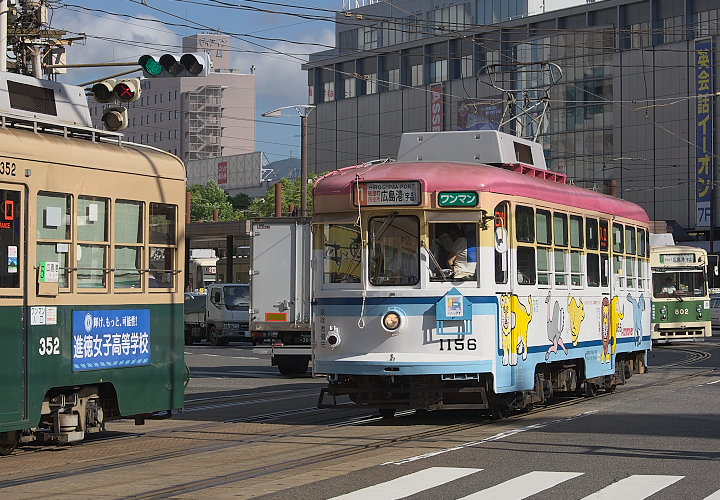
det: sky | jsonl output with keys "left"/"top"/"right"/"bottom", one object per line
{"left": 50, "top": 0, "right": 338, "bottom": 163}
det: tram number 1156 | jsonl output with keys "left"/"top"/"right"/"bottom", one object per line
{"left": 439, "top": 338, "right": 477, "bottom": 351}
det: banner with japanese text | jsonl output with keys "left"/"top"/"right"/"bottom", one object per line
{"left": 72, "top": 309, "right": 151, "bottom": 371}
{"left": 696, "top": 38, "right": 713, "bottom": 228}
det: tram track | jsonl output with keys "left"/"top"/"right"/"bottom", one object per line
{"left": 4, "top": 361, "right": 717, "bottom": 497}
{"left": 3, "top": 345, "right": 716, "bottom": 497}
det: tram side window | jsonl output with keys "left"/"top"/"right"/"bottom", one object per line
{"left": 429, "top": 222, "right": 477, "bottom": 282}
{"left": 570, "top": 215, "right": 583, "bottom": 286}
{"left": 553, "top": 213, "right": 568, "bottom": 286}
{"left": 149, "top": 203, "right": 177, "bottom": 289}
{"left": 625, "top": 226, "right": 637, "bottom": 288}
{"left": 612, "top": 223, "right": 625, "bottom": 288}
{"left": 586, "top": 218, "right": 599, "bottom": 287}
{"left": 77, "top": 196, "right": 109, "bottom": 289}
{"left": 36, "top": 192, "right": 71, "bottom": 288}
{"left": 637, "top": 228, "right": 648, "bottom": 288}
{"left": 536, "top": 209, "right": 551, "bottom": 286}
{"left": 515, "top": 205, "right": 535, "bottom": 285}
{"left": 599, "top": 220, "right": 609, "bottom": 287}
{"left": 0, "top": 190, "right": 21, "bottom": 288}
{"left": 114, "top": 200, "right": 144, "bottom": 289}
{"left": 322, "top": 223, "right": 361, "bottom": 284}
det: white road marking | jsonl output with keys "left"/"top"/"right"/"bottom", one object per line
{"left": 582, "top": 474, "right": 684, "bottom": 499}
{"left": 707, "top": 379, "right": 720, "bottom": 385}
{"left": 704, "top": 488, "right": 720, "bottom": 499}
{"left": 458, "top": 471, "right": 582, "bottom": 500}
{"left": 384, "top": 410, "right": 598, "bottom": 465}
{"left": 328, "top": 467, "right": 482, "bottom": 500}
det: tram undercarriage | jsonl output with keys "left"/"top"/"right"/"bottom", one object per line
{"left": 317, "top": 352, "right": 647, "bottom": 417}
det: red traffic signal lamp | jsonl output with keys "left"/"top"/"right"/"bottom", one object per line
{"left": 114, "top": 78, "right": 141, "bottom": 103}
{"left": 138, "top": 52, "right": 212, "bottom": 78}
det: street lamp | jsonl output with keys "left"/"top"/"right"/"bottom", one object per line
{"left": 261, "top": 105, "right": 316, "bottom": 216}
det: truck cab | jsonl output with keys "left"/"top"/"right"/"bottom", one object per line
{"left": 204, "top": 283, "right": 250, "bottom": 345}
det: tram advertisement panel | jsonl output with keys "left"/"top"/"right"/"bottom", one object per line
{"left": 72, "top": 309, "right": 151, "bottom": 371}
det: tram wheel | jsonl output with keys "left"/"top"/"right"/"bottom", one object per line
{"left": 584, "top": 382, "right": 598, "bottom": 397}
{"left": 0, "top": 431, "right": 20, "bottom": 456}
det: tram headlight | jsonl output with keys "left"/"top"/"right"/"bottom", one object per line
{"left": 382, "top": 311, "right": 401, "bottom": 331}
{"left": 661, "top": 305, "right": 668, "bottom": 320}
{"left": 697, "top": 304, "right": 703, "bottom": 319}
{"left": 327, "top": 326, "right": 341, "bottom": 349}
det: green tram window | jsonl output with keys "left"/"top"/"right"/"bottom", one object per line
{"left": 0, "top": 190, "right": 21, "bottom": 288}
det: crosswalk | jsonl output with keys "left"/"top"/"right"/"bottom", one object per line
{"left": 328, "top": 467, "right": 716, "bottom": 500}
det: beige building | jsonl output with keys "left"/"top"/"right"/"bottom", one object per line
{"left": 88, "top": 34, "right": 256, "bottom": 163}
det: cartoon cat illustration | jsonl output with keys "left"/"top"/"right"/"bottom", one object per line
{"left": 511, "top": 294, "right": 533, "bottom": 364}
{"left": 500, "top": 294, "right": 512, "bottom": 366}
{"left": 610, "top": 295, "right": 624, "bottom": 356}
{"left": 626, "top": 293, "right": 646, "bottom": 346}
{"left": 601, "top": 297, "right": 611, "bottom": 363}
{"left": 545, "top": 292, "right": 566, "bottom": 360}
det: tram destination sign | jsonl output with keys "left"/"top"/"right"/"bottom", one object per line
{"left": 659, "top": 253, "right": 695, "bottom": 264}
{"left": 355, "top": 181, "right": 420, "bottom": 206}
{"left": 438, "top": 191, "right": 478, "bottom": 207}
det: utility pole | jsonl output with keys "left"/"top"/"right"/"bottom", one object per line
{"left": 6, "top": 0, "right": 80, "bottom": 76}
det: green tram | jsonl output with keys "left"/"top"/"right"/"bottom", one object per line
{"left": 650, "top": 245, "right": 711, "bottom": 343}
{"left": 0, "top": 73, "right": 186, "bottom": 453}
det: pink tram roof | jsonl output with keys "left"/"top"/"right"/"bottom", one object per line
{"left": 314, "top": 161, "right": 650, "bottom": 224}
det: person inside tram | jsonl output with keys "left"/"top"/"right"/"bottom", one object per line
{"left": 661, "top": 277, "right": 676, "bottom": 295}
{"left": 447, "top": 224, "right": 476, "bottom": 279}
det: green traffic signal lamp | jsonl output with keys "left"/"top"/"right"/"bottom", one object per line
{"left": 138, "top": 55, "right": 163, "bottom": 77}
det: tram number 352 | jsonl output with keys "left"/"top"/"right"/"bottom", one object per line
{"left": 439, "top": 338, "right": 477, "bottom": 351}
{"left": 39, "top": 336, "right": 60, "bottom": 355}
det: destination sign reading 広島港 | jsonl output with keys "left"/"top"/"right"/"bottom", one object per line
{"left": 659, "top": 254, "right": 695, "bottom": 264}
{"left": 355, "top": 181, "right": 421, "bottom": 206}
{"left": 438, "top": 191, "right": 478, "bottom": 207}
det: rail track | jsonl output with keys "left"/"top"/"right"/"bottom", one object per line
{"left": 1, "top": 342, "right": 716, "bottom": 499}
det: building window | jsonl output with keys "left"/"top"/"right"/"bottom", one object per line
{"left": 629, "top": 22, "right": 650, "bottom": 48}
{"left": 461, "top": 55, "right": 474, "bottom": 78}
{"left": 411, "top": 64, "right": 424, "bottom": 86}
{"left": 388, "top": 68, "right": 400, "bottom": 90}
{"left": 323, "top": 81, "right": 335, "bottom": 102}
{"left": 366, "top": 73, "right": 377, "bottom": 94}
{"left": 692, "top": 9, "right": 720, "bottom": 37}
{"left": 344, "top": 78, "right": 355, "bottom": 98}
{"left": 430, "top": 60, "right": 448, "bottom": 83}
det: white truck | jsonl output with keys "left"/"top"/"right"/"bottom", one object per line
{"left": 250, "top": 217, "right": 312, "bottom": 375}
{"left": 183, "top": 283, "right": 253, "bottom": 346}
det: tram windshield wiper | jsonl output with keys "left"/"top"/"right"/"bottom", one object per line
{"left": 672, "top": 291, "right": 684, "bottom": 302}
{"left": 422, "top": 241, "right": 448, "bottom": 282}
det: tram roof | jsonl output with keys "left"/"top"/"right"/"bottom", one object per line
{"left": 2, "top": 126, "right": 185, "bottom": 181}
{"left": 314, "top": 161, "right": 650, "bottom": 224}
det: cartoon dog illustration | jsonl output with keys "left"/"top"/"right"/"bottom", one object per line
{"left": 567, "top": 296, "right": 585, "bottom": 346}
{"left": 601, "top": 297, "right": 611, "bottom": 363}
{"left": 545, "top": 292, "right": 567, "bottom": 360}
{"left": 626, "top": 293, "right": 646, "bottom": 346}
{"left": 610, "top": 295, "right": 624, "bottom": 356}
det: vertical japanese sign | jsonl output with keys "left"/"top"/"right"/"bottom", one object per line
{"left": 217, "top": 161, "right": 228, "bottom": 185}
{"left": 72, "top": 309, "right": 151, "bottom": 371}
{"left": 430, "top": 84, "right": 444, "bottom": 132}
{"left": 696, "top": 38, "right": 713, "bottom": 228}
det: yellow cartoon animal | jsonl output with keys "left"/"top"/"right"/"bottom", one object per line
{"left": 510, "top": 294, "right": 533, "bottom": 365}
{"left": 500, "top": 294, "right": 512, "bottom": 366}
{"left": 610, "top": 295, "right": 624, "bottom": 355}
{"left": 567, "top": 296, "right": 585, "bottom": 346}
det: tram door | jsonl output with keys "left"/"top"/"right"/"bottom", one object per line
{"left": 493, "top": 201, "right": 516, "bottom": 389}
{"left": 0, "top": 186, "right": 25, "bottom": 423}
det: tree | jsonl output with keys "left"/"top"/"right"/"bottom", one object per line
{"left": 187, "top": 180, "right": 241, "bottom": 222}
{"left": 246, "top": 173, "right": 324, "bottom": 217}
{"left": 229, "top": 192, "right": 252, "bottom": 211}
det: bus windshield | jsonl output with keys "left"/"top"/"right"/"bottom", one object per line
{"left": 652, "top": 271, "right": 706, "bottom": 298}
{"left": 369, "top": 215, "right": 419, "bottom": 286}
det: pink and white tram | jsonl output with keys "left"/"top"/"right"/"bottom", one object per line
{"left": 313, "top": 131, "right": 651, "bottom": 416}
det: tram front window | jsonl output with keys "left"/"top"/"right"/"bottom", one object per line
{"left": 429, "top": 222, "right": 477, "bottom": 281}
{"left": 322, "top": 224, "right": 361, "bottom": 284}
{"left": 369, "top": 215, "right": 419, "bottom": 286}
{"left": 653, "top": 271, "right": 706, "bottom": 298}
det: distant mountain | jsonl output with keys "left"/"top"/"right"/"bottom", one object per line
{"left": 263, "top": 158, "right": 301, "bottom": 182}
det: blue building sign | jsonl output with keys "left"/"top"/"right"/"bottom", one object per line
{"left": 696, "top": 38, "right": 713, "bottom": 228}
{"left": 72, "top": 309, "right": 151, "bottom": 371}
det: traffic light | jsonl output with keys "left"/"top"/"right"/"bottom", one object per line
{"left": 91, "top": 79, "right": 116, "bottom": 103}
{"left": 114, "top": 78, "right": 141, "bottom": 103}
{"left": 91, "top": 78, "right": 141, "bottom": 103}
{"left": 101, "top": 106, "right": 128, "bottom": 132}
{"left": 138, "top": 52, "right": 212, "bottom": 78}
